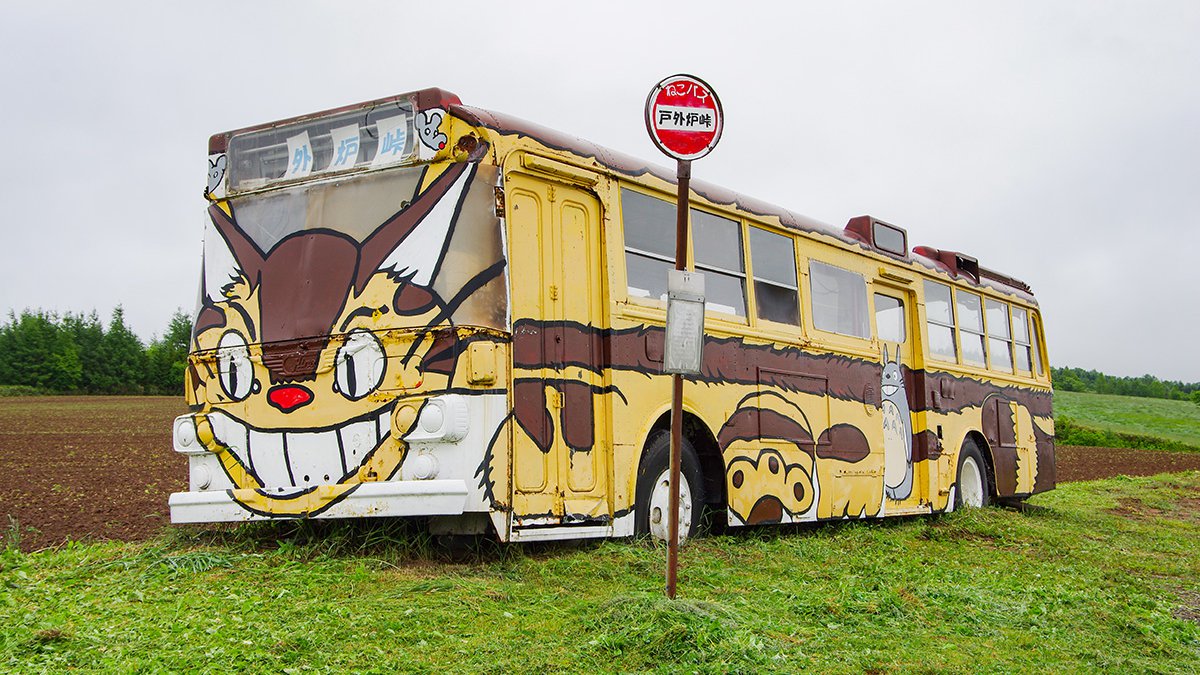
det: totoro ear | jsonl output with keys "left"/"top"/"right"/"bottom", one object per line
{"left": 356, "top": 162, "right": 475, "bottom": 290}
{"left": 882, "top": 344, "right": 890, "bottom": 363}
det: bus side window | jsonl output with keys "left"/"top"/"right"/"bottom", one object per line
{"left": 923, "top": 280, "right": 957, "bottom": 361}
{"left": 956, "top": 290, "right": 987, "bottom": 368}
{"left": 621, "top": 188, "right": 676, "bottom": 302}
{"left": 985, "top": 298, "right": 1013, "bottom": 373}
{"left": 1031, "top": 313, "right": 1046, "bottom": 377}
{"left": 1012, "top": 306, "right": 1032, "bottom": 374}
{"left": 809, "top": 261, "right": 869, "bottom": 338}
{"left": 749, "top": 226, "right": 798, "bottom": 325}
{"left": 874, "top": 293, "right": 905, "bottom": 343}
{"left": 692, "top": 209, "right": 747, "bottom": 317}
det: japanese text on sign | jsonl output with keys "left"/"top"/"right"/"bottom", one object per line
{"left": 372, "top": 115, "right": 409, "bottom": 168}
{"left": 283, "top": 131, "right": 314, "bottom": 179}
{"left": 655, "top": 105, "right": 716, "bottom": 132}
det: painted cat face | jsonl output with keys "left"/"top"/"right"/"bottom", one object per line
{"left": 187, "top": 160, "right": 505, "bottom": 517}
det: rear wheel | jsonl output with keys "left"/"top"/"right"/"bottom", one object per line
{"left": 635, "top": 431, "right": 705, "bottom": 543}
{"left": 955, "top": 439, "right": 991, "bottom": 509}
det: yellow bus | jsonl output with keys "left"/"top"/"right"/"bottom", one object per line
{"left": 170, "top": 87, "right": 1054, "bottom": 542}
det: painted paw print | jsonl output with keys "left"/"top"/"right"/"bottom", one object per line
{"left": 726, "top": 448, "right": 815, "bottom": 525}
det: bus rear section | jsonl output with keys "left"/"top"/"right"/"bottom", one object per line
{"left": 169, "top": 90, "right": 513, "bottom": 531}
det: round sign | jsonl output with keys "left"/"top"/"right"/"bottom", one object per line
{"left": 645, "top": 74, "right": 723, "bottom": 161}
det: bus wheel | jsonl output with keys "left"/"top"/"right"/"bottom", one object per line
{"left": 635, "top": 431, "right": 705, "bottom": 544}
{"left": 955, "top": 440, "right": 991, "bottom": 509}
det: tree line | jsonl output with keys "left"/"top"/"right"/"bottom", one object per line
{"left": 1052, "top": 366, "right": 1200, "bottom": 404}
{"left": 0, "top": 308, "right": 192, "bottom": 395}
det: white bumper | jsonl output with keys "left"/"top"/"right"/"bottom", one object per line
{"left": 169, "top": 392, "right": 507, "bottom": 524}
{"left": 169, "top": 479, "right": 470, "bottom": 523}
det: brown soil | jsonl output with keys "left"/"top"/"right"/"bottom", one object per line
{"left": 1055, "top": 445, "right": 1200, "bottom": 483}
{"left": 2, "top": 398, "right": 1199, "bottom": 552}
{"left": 0, "top": 396, "right": 186, "bottom": 552}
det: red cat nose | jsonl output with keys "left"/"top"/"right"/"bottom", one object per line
{"left": 267, "top": 385, "right": 313, "bottom": 412}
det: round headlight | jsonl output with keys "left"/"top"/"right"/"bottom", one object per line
{"left": 419, "top": 403, "right": 445, "bottom": 434}
{"left": 192, "top": 465, "right": 212, "bottom": 490}
{"left": 176, "top": 419, "right": 197, "bottom": 448}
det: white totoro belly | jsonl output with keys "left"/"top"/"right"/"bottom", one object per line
{"left": 882, "top": 400, "right": 909, "bottom": 488}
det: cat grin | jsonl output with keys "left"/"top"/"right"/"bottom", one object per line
{"left": 198, "top": 402, "right": 397, "bottom": 498}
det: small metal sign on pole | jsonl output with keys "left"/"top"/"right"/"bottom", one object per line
{"left": 644, "top": 74, "right": 723, "bottom": 599}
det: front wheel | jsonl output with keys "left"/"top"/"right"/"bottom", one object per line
{"left": 955, "top": 439, "right": 991, "bottom": 509}
{"left": 635, "top": 431, "right": 705, "bottom": 544}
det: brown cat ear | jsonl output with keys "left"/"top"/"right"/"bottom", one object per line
{"left": 204, "top": 205, "right": 266, "bottom": 302}
{"left": 354, "top": 161, "right": 475, "bottom": 292}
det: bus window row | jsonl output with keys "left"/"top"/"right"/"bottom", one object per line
{"left": 620, "top": 187, "right": 1044, "bottom": 379}
{"left": 924, "top": 280, "right": 1043, "bottom": 376}
{"left": 623, "top": 187, "right": 798, "bottom": 324}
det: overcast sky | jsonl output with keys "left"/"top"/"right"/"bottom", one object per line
{"left": 1, "top": 2, "right": 1197, "bottom": 381}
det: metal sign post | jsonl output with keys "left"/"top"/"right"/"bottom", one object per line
{"left": 645, "top": 74, "right": 723, "bottom": 599}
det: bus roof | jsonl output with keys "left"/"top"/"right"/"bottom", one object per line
{"left": 451, "top": 103, "right": 1035, "bottom": 303}
{"left": 210, "top": 87, "right": 1037, "bottom": 304}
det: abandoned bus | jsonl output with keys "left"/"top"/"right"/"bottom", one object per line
{"left": 170, "top": 87, "right": 1054, "bottom": 541}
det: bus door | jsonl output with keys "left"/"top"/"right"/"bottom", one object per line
{"left": 505, "top": 158, "right": 611, "bottom": 526}
{"left": 873, "top": 285, "right": 929, "bottom": 510}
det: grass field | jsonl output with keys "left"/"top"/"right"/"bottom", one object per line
{"left": 3, "top": 473, "right": 1198, "bottom": 673}
{"left": 1054, "top": 390, "right": 1200, "bottom": 449}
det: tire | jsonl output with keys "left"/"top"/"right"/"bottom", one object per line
{"left": 954, "top": 439, "right": 991, "bottom": 509}
{"left": 634, "top": 431, "right": 705, "bottom": 543}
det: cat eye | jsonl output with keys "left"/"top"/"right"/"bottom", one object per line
{"left": 335, "top": 330, "right": 386, "bottom": 400}
{"left": 216, "top": 331, "right": 254, "bottom": 401}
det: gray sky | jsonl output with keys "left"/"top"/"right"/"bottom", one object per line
{"left": 2, "top": 2, "right": 1197, "bottom": 381}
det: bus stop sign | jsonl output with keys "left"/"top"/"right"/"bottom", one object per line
{"left": 645, "top": 74, "right": 723, "bottom": 161}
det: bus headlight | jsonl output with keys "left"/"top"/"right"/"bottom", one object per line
{"left": 173, "top": 415, "right": 205, "bottom": 456}
{"left": 404, "top": 394, "right": 469, "bottom": 443}
{"left": 403, "top": 453, "right": 440, "bottom": 481}
{"left": 192, "top": 465, "right": 213, "bottom": 490}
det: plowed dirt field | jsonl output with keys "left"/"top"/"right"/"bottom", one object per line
{"left": 2, "top": 396, "right": 1198, "bottom": 551}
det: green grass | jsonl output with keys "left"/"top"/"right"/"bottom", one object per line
{"left": 3, "top": 474, "right": 1200, "bottom": 673}
{"left": 0, "top": 385, "right": 46, "bottom": 397}
{"left": 1055, "top": 390, "right": 1200, "bottom": 449}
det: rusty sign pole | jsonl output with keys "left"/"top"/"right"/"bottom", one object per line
{"left": 666, "top": 158, "right": 691, "bottom": 600}
{"left": 646, "top": 74, "right": 723, "bottom": 601}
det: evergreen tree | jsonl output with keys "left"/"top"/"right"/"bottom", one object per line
{"left": 145, "top": 310, "right": 193, "bottom": 395}
{"left": 97, "top": 306, "right": 146, "bottom": 394}
{"left": 62, "top": 311, "right": 105, "bottom": 393}
{"left": 0, "top": 310, "right": 81, "bottom": 391}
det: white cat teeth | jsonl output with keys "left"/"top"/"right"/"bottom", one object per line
{"left": 204, "top": 408, "right": 389, "bottom": 496}
{"left": 881, "top": 384, "right": 899, "bottom": 396}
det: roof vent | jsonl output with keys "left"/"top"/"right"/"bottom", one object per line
{"left": 912, "top": 245, "right": 979, "bottom": 283}
{"left": 845, "top": 216, "right": 907, "bottom": 256}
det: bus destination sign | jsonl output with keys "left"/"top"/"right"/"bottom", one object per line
{"left": 645, "top": 74, "right": 723, "bottom": 161}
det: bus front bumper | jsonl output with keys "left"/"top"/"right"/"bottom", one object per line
{"left": 168, "top": 480, "right": 470, "bottom": 523}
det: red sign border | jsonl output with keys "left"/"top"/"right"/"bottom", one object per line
{"left": 644, "top": 74, "right": 724, "bottom": 162}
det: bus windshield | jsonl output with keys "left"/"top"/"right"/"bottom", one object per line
{"left": 197, "top": 161, "right": 507, "bottom": 346}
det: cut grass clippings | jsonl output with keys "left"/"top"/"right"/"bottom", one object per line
{"left": 3, "top": 472, "right": 1200, "bottom": 672}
